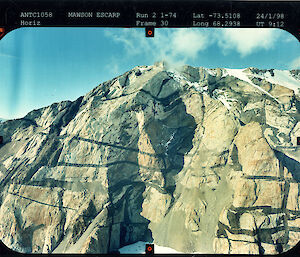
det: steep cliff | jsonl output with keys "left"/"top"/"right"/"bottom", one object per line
{"left": 0, "top": 62, "right": 299, "bottom": 254}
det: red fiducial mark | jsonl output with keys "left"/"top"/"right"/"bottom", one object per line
{"left": 0, "top": 28, "right": 5, "bottom": 39}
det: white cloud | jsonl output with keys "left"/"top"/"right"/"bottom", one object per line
{"left": 217, "top": 28, "right": 280, "bottom": 57}
{"left": 104, "top": 28, "right": 210, "bottom": 68}
{"left": 170, "top": 29, "right": 209, "bottom": 58}
{"left": 289, "top": 56, "right": 300, "bottom": 69}
{"left": 104, "top": 29, "right": 138, "bottom": 54}
{"left": 104, "top": 27, "right": 284, "bottom": 68}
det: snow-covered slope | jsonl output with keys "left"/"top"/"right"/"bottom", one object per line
{"left": 250, "top": 69, "right": 299, "bottom": 94}
{"left": 223, "top": 68, "right": 281, "bottom": 103}
{"left": 167, "top": 66, "right": 299, "bottom": 112}
{"left": 223, "top": 68, "right": 300, "bottom": 96}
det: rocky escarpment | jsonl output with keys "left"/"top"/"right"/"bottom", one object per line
{"left": 0, "top": 61, "right": 299, "bottom": 254}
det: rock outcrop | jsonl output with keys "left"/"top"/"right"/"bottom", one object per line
{"left": 0, "top": 62, "right": 299, "bottom": 254}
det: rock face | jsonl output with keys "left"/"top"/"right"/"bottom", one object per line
{"left": 0, "top": 62, "right": 299, "bottom": 254}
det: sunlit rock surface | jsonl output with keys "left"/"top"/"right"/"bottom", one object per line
{"left": 0, "top": 62, "right": 299, "bottom": 254}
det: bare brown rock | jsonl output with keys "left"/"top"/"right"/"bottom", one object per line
{"left": 0, "top": 64, "right": 299, "bottom": 254}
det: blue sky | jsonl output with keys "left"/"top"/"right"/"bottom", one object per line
{"left": 0, "top": 27, "right": 299, "bottom": 119}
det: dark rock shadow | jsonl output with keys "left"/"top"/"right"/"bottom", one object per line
{"left": 105, "top": 108, "right": 153, "bottom": 253}
{"left": 274, "top": 150, "right": 300, "bottom": 182}
{"left": 144, "top": 91, "right": 196, "bottom": 196}
{"left": 105, "top": 86, "right": 196, "bottom": 253}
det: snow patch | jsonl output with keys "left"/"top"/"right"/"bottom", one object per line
{"left": 165, "top": 131, "right": 175, "bottom": 155}
{"left": 217, "top": 94, "right": 232, "bottom": 110}
{"left": 167, "top": 70, "right": 208, "bottom": 93}
{"left": 204, "top": 68, "right": 217, "bottom": 76}
{"left": 119, "top": 241, "right": 182, "bottom": 254}
{"left": 213, "top": 89, "right": 238, "bottom": 110}
{"left": 167, "top": 69, "right": 186, "bottom": 83}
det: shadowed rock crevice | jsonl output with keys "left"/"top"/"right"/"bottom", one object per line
{"left": 144, "top": 102, "right": 196, "bottom": 195}
{"left": 49, "top": 96, "right": 84, "bottom": 135}
{"left": 105, "top": 100, "right": 151, "bottom": 252}
{"left": 274, "top": 150, "right": 300, "bottom": 182}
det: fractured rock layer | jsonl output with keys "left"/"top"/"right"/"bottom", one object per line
{"left": 0, "top": 62, "right": 299, "bottom": 254}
